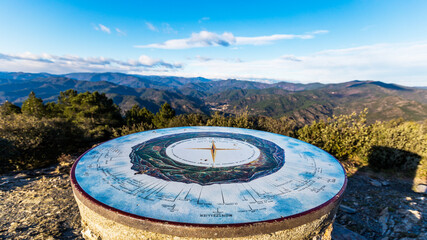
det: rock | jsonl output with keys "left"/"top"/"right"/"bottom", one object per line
{"left": 393, "top": 209, "right": 421, "bottom": 234}
{"left": 394, "top": 223, "right": 412, "bottom": 233}
{"left": 8, "top": 222, "right": 18, "bottom": 232}
{"left": 13, "top": 173, "right": 28, "bottom": 179}
{"left": 339, "top": 205, "right": 357, "bottom": 214}
{"left": 398, "top": 209, "right": 422, "bottom": 223}
{"left": 414, "top": 184, "right": 427, "bottom": 194}
{"left": 332, "top": 223, "right": 367, "bottom": 240}
{"left": 379, "top": 207, "right": 389, "bottom": 234}
{"left": 370, "top": 179, "right": 382, "bottom": 187}
{"left": 417, "top": 232, "right": 427, "bottom": 240}
{"left": 406, "top": 210, "right": 421, "bottom": 223}
{"left": 388, "top": 218, "right": 395, "bottom": 228}
{"left": 81, "top": 228, "right": 101, "bottom": 240}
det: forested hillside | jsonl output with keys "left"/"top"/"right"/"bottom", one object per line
{"left": 1, "top": 72, "right": 426, "bottom": 123}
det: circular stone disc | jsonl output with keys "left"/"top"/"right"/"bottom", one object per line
{"left": 71, "top": 127, "right": 346, "bottom": 228}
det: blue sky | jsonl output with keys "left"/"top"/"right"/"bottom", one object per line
{"left": 0, "top": 0, "right": 426, "bottom": 85}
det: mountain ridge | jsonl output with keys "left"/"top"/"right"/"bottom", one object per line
{"left": 1, "top": 71, "right": 426, "bottom": 123}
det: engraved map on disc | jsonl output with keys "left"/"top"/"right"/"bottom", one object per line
{"left": 73, "top": 127, "right": 346, "bottom": 225}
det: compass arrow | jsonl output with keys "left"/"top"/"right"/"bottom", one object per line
{"left": 187, "top": 140, "right": 239, "bottom": 167}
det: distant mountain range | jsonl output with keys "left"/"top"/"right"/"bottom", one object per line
{"left": 1, "top": 72, "right": 426, "bottom": 123}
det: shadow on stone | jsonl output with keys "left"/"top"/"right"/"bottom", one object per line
{"left": 368, "top": 146, "right": 422, "bottom": 191}
{"left": 332, "top": 223, "right": 367, "bottom": 240}
{"left": 333, "top": 146, "right": 425, "bottom": 239}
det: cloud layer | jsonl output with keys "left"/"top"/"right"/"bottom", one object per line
{"left": 173, "top": 41, "right": 427, "bottom": 86}
{"left": 2, "top": 42, "right": 426, "bottom": 86}
{"left": 0, "top": 52, "right": 181, "bottom": 73}
{"left": 135, "top": 30, "right": 328, "bottom": 49}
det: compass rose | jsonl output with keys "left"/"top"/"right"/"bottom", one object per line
{"left": 187, "top": 140, "right": 239, "bottom": 167}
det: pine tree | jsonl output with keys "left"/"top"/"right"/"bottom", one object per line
{"left": 54, "top": 90, "right": 123, "bottom": 139}
{"left": 125, "top": 104, "right": 154, "bottom": 126}
{"left": 153, "top": 103, "right": 175, "bottom": 128}
{"left": 21, "top": 91, "right": 46, "bottom": 118}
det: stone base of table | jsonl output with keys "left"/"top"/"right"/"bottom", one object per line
{"left": 74, "top": 190, "right": 339, "bottom": 240}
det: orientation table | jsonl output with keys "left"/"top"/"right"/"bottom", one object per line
{"left": 71, "top": 127, "right": 347, "bottom": 239}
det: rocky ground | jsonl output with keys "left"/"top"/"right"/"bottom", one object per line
{"left": 0, "top": 163, "right": 83, "bottom": 240}
{"left": 0, "top": 161, "right": 425, "bottom": 240}
{"left": 334, "top": 171, "right": 426, "bottom": 240}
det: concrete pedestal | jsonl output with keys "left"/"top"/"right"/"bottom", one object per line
{"left": 72, "top": 185, "right": 343, "bottom": 240}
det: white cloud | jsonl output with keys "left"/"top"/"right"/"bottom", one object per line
{"left": 136, "top": 31, "right": 236, "bottom": 49}
{"left": 236, "top": 34, "right": 313, "bottom": 45}
{"left": 193, "top": 55, "right": 242, "bottom": 63}
{"left": 198, "top": 17, "right": 210, "bottom": 23}
{"left": 281, "top": 55, "right": 302, "bottom": 62}
{"left": 115, "top": 28, "right": 126, "bottom": 36}
{"left": 145, "top": 22, "right": 176, "bottom": 34}
{"left": 309, "top": 30, "right": 329, "bottom": 35}
{"left": 0, "top": 52, "right": 181, "bottom": 74}
{"left": 133, "top": 41, "right": 427, "bottom": 86}
{"left": 135, "top": 30, "right": 327, "bottom": 49}
{"left": 145, "top": 22, "right": 158, "bottom": 32}
{"left": 195, "top": 56, "right": 212, "bottom": 62}
{"left": 162, "top": 23, "right": 177, "bottom": 34}
{"left": 96, "top": 24, "right": 111, "bottom": 34}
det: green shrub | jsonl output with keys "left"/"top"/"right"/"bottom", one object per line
{"left": 112, "top": 123, "right": 155, "bottom": 137}
{"left": 257, "top": 116, "right": 298, "bottom": 137}
{"left": 167, "top": 114, "right": 208, "bottom": 128}
{"left": 296, "top": 110, "right": 371, "bottom": 164}
{"left": 206, "top": 111, "right": 254, "bottom": 129}
{"left": 368, "top": 120, "right": 426, "bottom": 174}
{"left": 0, "top": 101, "right": 21, "bottom": 115}
{"left": 296, "top": 110, "right": 426, "bottom": 179}
{"left": 0, "top": 114, "right": 84, "bottom": 172}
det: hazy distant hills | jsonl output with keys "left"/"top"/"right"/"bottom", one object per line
{"left": 1, "top": 72, "right": 426, "bottom": 123}
{"left": 63, "top": 72, "right": 211, "bottom": 90}
{"left": 0, "top": 73, "right": 208, "bottom": 114}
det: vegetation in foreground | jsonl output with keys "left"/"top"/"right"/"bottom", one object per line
{"left": 0, "top": 90, "right": 426, "bottom": 183}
